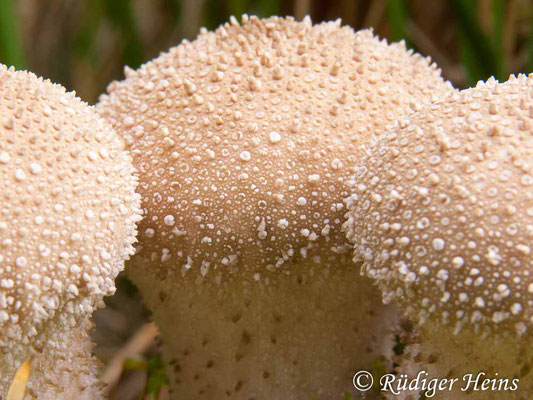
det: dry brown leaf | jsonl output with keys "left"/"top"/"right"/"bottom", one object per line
{"left": 6, "top": 359, "right": 31, "bottom": 400}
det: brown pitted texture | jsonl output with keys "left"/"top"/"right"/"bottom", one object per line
{"left": 0, "top": 65, "right": 142, "bottom": 398}
{"left": 344, "top": 74, "right": 532, "bottom": 398}
{"left": 98, "top": 15, "right": 452, "bottom": 399}
{"left": 386, "top": 324, "right": 531, "bottom": 399}
{"left": 23, "top": 318, "right": 103, "bottom": 399}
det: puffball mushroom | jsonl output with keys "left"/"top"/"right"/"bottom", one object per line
{"left": 98, "top": 15, "right": 453, "bottom": 399}
{"left": 344, "top": 74, "right": 532, "bottom": 399}
{"left": 0, "top": 65, "right": 141, "bottom": 399}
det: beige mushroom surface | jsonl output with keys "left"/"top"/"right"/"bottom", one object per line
{"left": 344, "top": 74, "right": 532, "bottom": 399}
{"left": 98, "top": 15, "right": 453, "bottom": 399}
{"left": 0, "top": 65, "right": 141, "bottom": 399}
{"left": 21, "top": 318, "right": 103, "bottom": 399}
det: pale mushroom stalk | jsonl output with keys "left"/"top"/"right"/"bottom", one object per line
{"left": 20, "top": 318, "right": 102, "bottom": 399}
{"left": 98, "top": 15, "right": 453, "bottom": 399}
{"left": 344, "top": 74, "right": 532, "bottom": 399}
{"left": 0, "top": 65, "right": 142, "bottom": 399}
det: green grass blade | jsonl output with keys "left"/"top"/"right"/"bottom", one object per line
{"left": 104, "top": 0, "right": 143, "bottom": 69}
{"left": 145, "top": 355, "right": 168, "bottom": 398}
{"left": 452, "top": 0, "right": 499, "bottom": 84}
{"left": 166, "top": 0, "right": 181, "bottom": 24}
{"left": 386, "top": 0, "right": 411, "bottom": 47}
{"left": 526, "top": 9, "right": 533, "bottom": 71}
{"left": 203, "top": 0, "right": 222, "bottom": 32}
{"left": 228, "top": 0, "right": 249, "bottom": 17}
{"left": 72, "top": 0, "right": 104, "bottom": 65}
{"left": 0, "top": 0, "right": 25, "bottom": 68}
{"left": 254, "top": 0, "right": 280, "bottom": 17}
{"left": 491, "top": 0, "right": 505, "bottom": 79}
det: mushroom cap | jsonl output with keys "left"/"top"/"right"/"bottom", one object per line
{"left": 344, "top": 74, "right": 533, "bottom": 338}
{"left": 98, "top": 15, "right": 453, "bottom": 276}
{"left": 0, "top": 65, "right": 141, "bottom": 375}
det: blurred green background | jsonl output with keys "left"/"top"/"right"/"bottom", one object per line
{"left": 0, "top": 0, "right": 531, "bottom": 104}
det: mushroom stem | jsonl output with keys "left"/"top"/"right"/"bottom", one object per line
{"left": 128, "top": 256, "right": 398, "bottom": 398}
{"left": 1, "top": 318, "right": 104, "bottom": 399}
{"left": 390, "top": 324, "right": 532, "bottom": 399}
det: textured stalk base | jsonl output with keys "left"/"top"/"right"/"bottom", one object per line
{"left": 386, "top": 324, "right": 532, "bottom": 400}
{"left": 130, "top": 258, "right": 400, "bottom": 400}
{"left": 0, "top": 318, "right": 103, "bottom": 400}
